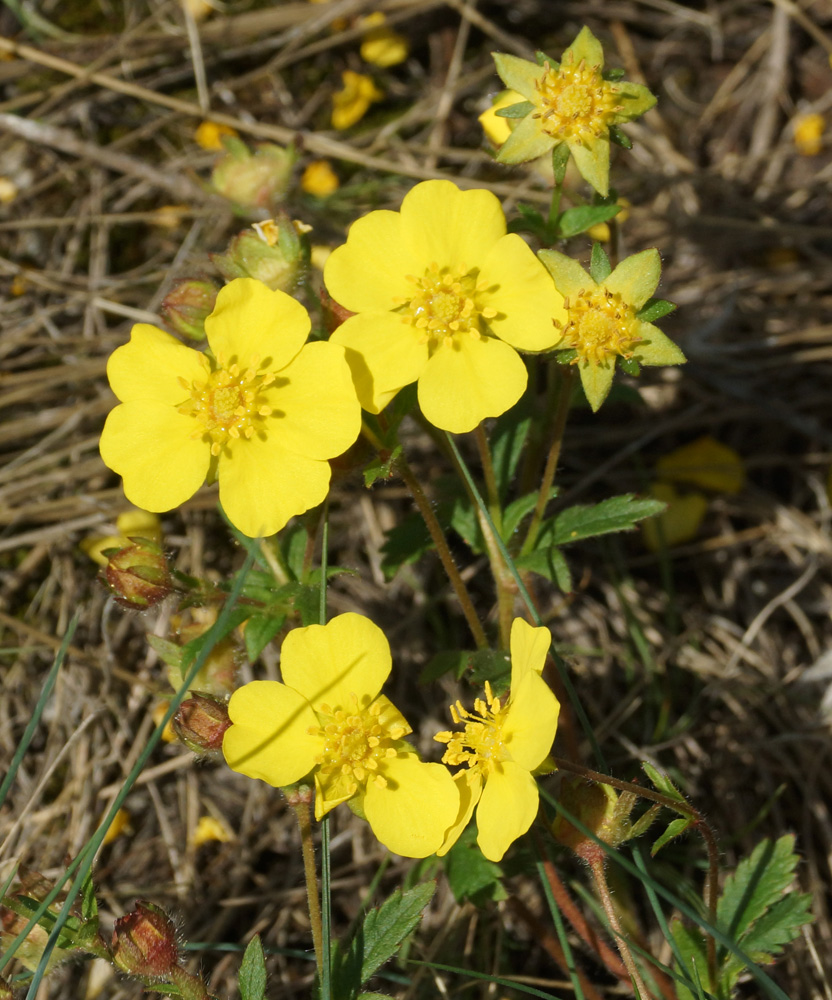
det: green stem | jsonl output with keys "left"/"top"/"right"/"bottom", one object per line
{"left": 395, "top": 452, "right": 488, "bottom": 651}
{"left": 474, "top": 423, "right": 501, "bottom": 525}
{"left": 588, "top": 856, "right": 652, "bottom": 1000}
{"left": 521, "top": 364, "right": 575, "bottom": 557}
{"left": 474, "top": 424, "right": 513, "bottom": 648}
{"left": 291, "top": 797, "right": 323, "bottom": 971}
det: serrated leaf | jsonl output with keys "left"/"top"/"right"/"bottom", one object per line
{"left": 490, "top": 405, "right": 532, "bottom": 502}
{"left": 495, "top": 100, "right": 534, "bottom": 118}
{"left": 243, "top": 612, "right": 286, "bottom": 661}
{"left": 542, "top": 494, "right": 667, "bottom": 547}
{"left": 238, "top": 934, "right": 267, "bottom": 1000}
{"left": 501, "top": 489, "right": 557, "bottom": 540}
{"left": 291, "top": 583, "right": 320, "bottom": 626}
{"left": 557, "top": 204, "right": 621, "bottom": 239}
{"left": 279, "top": 524, "right": 308, "bottom": 581}
{"left": 641, "top": 761, "right": 687, "bottom": 803}
{"left": 146, "top": 634, "right": 184, "bottom": 670}
{"left": 363, "top": 445, "right": 403, "bottom": 488}
{"left": 637, "top": 297, "right": 677, "bottom": 323}
{"left": 356, "top": 882, "right": 436, "bottom": 985}
{"left": 589, "top": 243, "right": 612, "bottom": 283}
{"left": 717, "top": 835, "right": 802, "bottom": 941}
{"left": 670, "top": 919, "right": 711, "bottom": 1000}
{"left": 515, "top": 546, "right": 572, "bottom": 592}
{"left": 609, "top": 124, "right": 633, "bottom": 149}
{"left": 652, "top": 816, "right": 693, "bottom": 856}
{"left": 443, "top": 827, "right": 507, "bottom": 906}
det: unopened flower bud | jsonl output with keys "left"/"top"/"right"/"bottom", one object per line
{"left": 160, "top": 279, "right": 219, "bottom": 341}
{"left": 552, "top": 777, "right": 631, "bottom": 863}
{"left": 111, "top": 901, "right": 179, "bottom": 978}
{"left": 0, "top": 974, "right": 13, "bottom": 999}
{"left": 172, "top": 694, "right": 231, "bottom": 754}
{"left": 104, "top": 538, "right": 172, "bottom": 610}
{"left": 210, "top": 215, "right": 309, "bottom": 293}
{"left": 210, "top": 137, "right": 294, "bottom": 211}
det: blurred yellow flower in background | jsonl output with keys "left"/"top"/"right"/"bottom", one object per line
{"left": 301, "top": 159, "right": 340, "bottom": 196}
{"left": 81, "top": 508, "right": 162, "bottom": 566}
{"left": 360, "top": 12, "right": 409, "bottom": 68}
{"left": 191, "top": 816, "right": 233, "bottom": 847}
{"left": 793, "top": 113, "right": 825, "bottom": 156}
{"left": 195, "top": 121, "right": 238, "bottom": 151}
{"left": 331, "top": 70, "right": 383, "bottom": 129}
{"left": 656, "top": 435, "right": 745, "bottom": 495}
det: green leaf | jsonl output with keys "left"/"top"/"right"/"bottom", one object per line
{"left": 420, "top": 650, "right": 472, "bottom": 683}
{"left": 490, "top": 404, "right": 532, "bottom": 502}
{"left": 515, "top": 545, "right": 572, "bottom": 592}
{"left": 291, "top": 583, "right": 321, "bottom": 626}
{"left": 717, "top": 835, "right": 802, "bottom": 942}
{"left": 723, "top": 892, "right": 813, "bottom": 986}
{"left": 279, "top": 524, "right": 308, "bottom": 581}
{"left": 670, "top": 919, "right": 711, "bottom": 1000}
{"left": 495, "top": 100, "right": 534, "bottom": 118}
{"left": 618, "top": 356, "right": 641, "bottom": 376}
{"left": 356, "top": 883, "right": 436, "bottom": 985}
{"left": 380, "top": 513, "right": 432, "bottom": 577}
{"left": 239, "top": 934, "right": 267, "bottom": 1000}
{"left": 556, "top": 203, "right": 621, "bottom": 239}
{"left": 637, "top": 297, "right": 677, "bottom": 323}
{"left": 589, "top": 242, "right": 612, "bottom": 283}
{"left": 243, "top": 612, "right": 286, "bottom": 661}
{"left": 357, "top": 994, "right": 393, "bottom": 1000}
{"left": 443, "top": 827, "right": 507, "bottom": 906}
{"left": 501, "top": 489, "right": 557, "bottom": 540}
{"left": 609, "top": 124, "right": 633, "bottom": 149}
{"left": 552, "top": 141, "right": 571, "bottom": 184}
{"left": 652, "top": 816, "right": 693, "bottom": 856}
{"left": 363, "top": 445, "right": 403, "bottom": 488}
{"left": 541, "top": 494, "right": 666, "bottom": 547}
{"left": 80, "top": 871, "right": 97, "bottom": 924}
{"left": 642, "top": 761, "right": 687, "bottom": 803}
{"left": 467, "top": 649, "right": 512, "bottom": 691}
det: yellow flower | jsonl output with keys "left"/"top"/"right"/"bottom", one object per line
{"left": 492, "top": 27, "right": 656, "bottom": 195}
{"left": 434, "top": 619, "right": 560, "bottom": 862}
{"left": 331, "top": 70, "right": 383, "bottom": 130}
{"left": 195, "top": 121, "right": 238, "bottom": 151}
{"left": 324, "top": 179, "right": 566, "bottom": 432}
{"left": 191, "top": 815, "right": 233, "bottom": 846}
{"left": 81, "top": 508, "right": 162, "bottom": 566}
{"left": 538, "top": 247, "right": 685, "bottom": 411}
{"left": 223, "top": 614, "right": 459, "bottom": 857}
{"left": 301, "top": 159, "right": 340, "bottom": 197}
{"left": 360, "top": 12, "right": 409, "bottom": 68}
{"left": 478, "top": 89, "right": 524, "bottom": 148}
{"left": 656, "top": 436, "right": 745, "bottom": 495}
{"left": 793, "top": 112, "right": 824, "bottom": 156}
{"left": 642, "top": 480, "right": 707, "bottom": 551}
{"left": 0, "top": 176, "right": 18, "bottom": 204}
{"left": 101, "top": 808, "right": 133, "bottom": 845}
{"left": 100, "top": 278, "right": 361, "bottom": 537}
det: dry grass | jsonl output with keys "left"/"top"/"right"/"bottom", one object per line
{"left": 2, "top": 0, "right": 832, "bottom": 997}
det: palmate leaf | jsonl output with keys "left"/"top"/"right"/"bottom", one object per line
{"left": 538, "top": 493, "right": 666, "bottom": 547}
{"left": 720, "top": 891, "right": 813, "bottom": 989}
{"left": 716, "top": 835, "right": 801, "bottom": 941}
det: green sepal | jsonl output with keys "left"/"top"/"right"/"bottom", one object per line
{"left": 652, "top": 816, "right": 694, "bottom": 856}
{"left": 589, "top": 243, "right": 612, "bottom": 283}
{"left": 363, "top": 444, "right": 402, "bottom": 487}
{"left": 637, "top": 297, "right": 677, "bottom": 322}
{"left": 495, "top": 101, "right": 534, "bottom": 118}
{"left": 608, "top": 124, "right": 633, "bottom": 149}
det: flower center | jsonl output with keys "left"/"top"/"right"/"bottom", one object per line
{"left": 555, "top": 286, "right": 642, "bottom": 365}
{"left": 401, "top": 264, "right": 497, "bottom": 350}
{"left": 434, "top": 682, "right": 509, "bottom": 775}
{"left": 311, "top": 695, "right": 409, "bottom": 789}
{"left": 533, "top": 56, "right": 621, "bottom": 141}
{"left": 178, "top": 357, "right": 275, "bottom": 456}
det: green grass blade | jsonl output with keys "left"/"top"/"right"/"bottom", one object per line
{"left": 0, "top": 611, "right": 79, "bottom": 811}
{"left": 534, "top": 851, "right": 585, "bottom": 1000}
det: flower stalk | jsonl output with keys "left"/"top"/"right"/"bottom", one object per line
{"left": 289, "top": 790, "right": 323, "bottom": 971}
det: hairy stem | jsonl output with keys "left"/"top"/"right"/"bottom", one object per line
{"left": 291, "top": 797, "right": 323, "bottom": 970}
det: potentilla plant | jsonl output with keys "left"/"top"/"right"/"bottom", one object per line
{"left": 5, "top": 23, "right": 813, "bottom": 1000}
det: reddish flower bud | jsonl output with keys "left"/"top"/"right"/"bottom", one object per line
{"left": 111, "top": 901, "right": 179, "bottom": 978}
{"left": 104, "top": 538, "right": 172, "bottom": 610}
{"left": 172, "top": 694, "right": 231, "bottom": 754}
{"left": 552, "top": 777, "right": 634, "bottom": 863}
{"left": 160, "top": 279, "right": 219, "bottom": 341}
{"left": 210, "top": 137, "right": 294, "bottom": 212}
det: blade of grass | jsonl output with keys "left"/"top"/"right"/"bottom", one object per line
{"left": 443, "top": 432, "right": 608, "bottom": 771}
{"left": 406, "top": 959, "right": 566, "bottom": 999}
{"left": 0, "top": 610, "right": 78, "bottom": 810}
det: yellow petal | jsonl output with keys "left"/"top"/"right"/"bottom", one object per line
{"left": 437, "top": 769, "right": 482, "bottom": 857}
{"left": 364, "top": 756, "right": 460, "bottom": 857}
{"left": 81, "top": 534, "right": 123, "bottom": 566}
{"left": 100, "top": 401, "right": 210, "bottom": 512}
{"left": 330, "top": 312, "right": 429, "bottom": 414}
{"left": 478, "top": 89, "right": 525, "bottom": 148}
{"left": 400, "top": 180, "right": 506, "bottom": 272}
{"left": 218, "top": 436, "right": 331, "bottom": 537}
{"left": 656, "top": 436, "right": 745, "bottom": 494}
{"left": 604, "top": 249, "right": 661, "bottom": 310}
{"left": 223, "top": 680, "right": 321, "bottom": 786}
{"left": 301, "top": 159, "right": 339, "bottom": 196}
{"left": 478, "top": 234, "right": 566, "bottom": 350}
{"left": 191, "top": 815, "right": 233, "bottom": 846}
{"left": 324, "top": 209, "right": 416, "bottom": 312}
{"left": 204, "top": 278, "right": 310, "bottom": 373}
{"left": 509, "top": 618, "right": 550, "bottom": 684}
{"left": 569, "top": 135, "right": 611, "bottom": 197}
{"left": 280, "top": 613, "right": 392, "bottom": 711}
{"left": 502, "top": 672, "right": 560, "bottom": 771}
{"left": 116, "top": 508, "right": 162, "bottom": 543}
{"left": 360, "top": 14, "right": 409, "bottom": 68}
{"left": 315, "top": 768, "right": 359, "bottom": 819}
{"left": 794, "top": 112, "right": 825, "bottom": 156}
{"left": 417, "top": 334, "right": 527, "bottom": 433}
{"left": 102, "top": 808, "right": 132, "bottom": 845}
{"left": 269, "top": 341, "right": 360, "bottom": 459}
{"left": 642, "top": 481, "right": 707, "bottom": 551}
{"left": 476, "top": 761, "right": 539, "bottom": 862}
{"left": 107, "top": 324, "right": 209, "bottom": 405}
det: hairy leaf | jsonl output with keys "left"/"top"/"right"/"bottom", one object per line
{"left": 540, "top": 494, "right": 666, "bottom": 547}
{"left": 239, "top": 934, "right": 267, "bottom": 1000}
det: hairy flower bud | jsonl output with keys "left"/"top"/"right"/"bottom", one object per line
{"left": 104, "top": 538, "right": 172, "bottom": 610}
{"left": 210, "top": 137, "right": 294, "bottom": 211}
{"left": 160, "top": 279, "right": 219, "bottom": 341}
{"left": 210, "top": 216, "right": 309, "bottom": 293}
{"left": 111, "top": 901, "right": 179, "bottom": 978}
{"left": 552, "top": 777, "right": 636, "bottom": 863}
{"left": 173, "top": 694, "right": 231, "bottom": 754}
